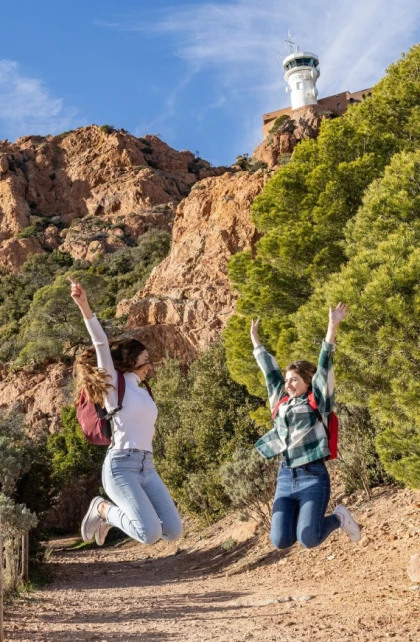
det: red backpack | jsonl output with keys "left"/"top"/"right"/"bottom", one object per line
{"left": 271, "top": 392, "right": 338, "bottom": 460}
{"left": 76, "top": 373, "right": 155, "bottom": 447}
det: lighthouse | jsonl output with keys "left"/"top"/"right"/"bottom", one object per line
{"left": 283, "top": 45, "right": 320, "bottom": 111}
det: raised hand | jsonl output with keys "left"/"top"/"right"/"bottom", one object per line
{"left": 329, "top": 302, "right": 349, "bottom": 327}
{"left": 250, "top": 319, "right": 261, "bottom": 348}
{"left": 68, "top": 276, "right": 92, "bottom": 318}
{"left": 326, "top": 302, "right": 348, "bottom": 343}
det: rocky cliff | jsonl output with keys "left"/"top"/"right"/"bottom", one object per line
{"left": 0, "top": 117, "right": 322, "bottom": 430}
{"left": 117, "top": 106, "right": 329, "bottom": 364}
{"left": 253, "top": 104, "right": 334, "bottom": 168}
{"left": 118, "top": 170, "right": 264, "bottom": 362}
{"left": 0, "top": 125, "right": 226, "bottom": 269}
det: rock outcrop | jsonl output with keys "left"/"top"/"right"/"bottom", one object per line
{"left": 0, "top": 126, "right": 226, "bottom": 270}
{"left": 0, "top": 363, "right": 71, "bottom": 433}
{"left": 118, "top": 170, "right": 265, "bottom": 362}
{"left": 407, "top": 553, "right": 420, "bottom": 583}
{"left": 253, "top": 105, "right": 334, "bottom": 169}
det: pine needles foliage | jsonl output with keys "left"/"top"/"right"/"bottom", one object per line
{"left": 224, "top": 44, "right": 420, "bottom": 489}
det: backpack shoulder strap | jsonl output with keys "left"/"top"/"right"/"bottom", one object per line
{"left": 117, "top": 370, "right": 126, "bottom": 406}
{"left": 271, "top": 395, "right": 290, "bottom": 420}
{"left": 103, "top": 371, "right": 125, "bottom": 422}
{"left": 142, "top": 380, "right": 154, "bottom": 401}
{"left": 308, "top": 391, "right": 328, "bottom": 432}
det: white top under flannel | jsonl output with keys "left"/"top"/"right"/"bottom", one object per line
{"left": 253, "top": 341, "right": 335, "bottom": 467}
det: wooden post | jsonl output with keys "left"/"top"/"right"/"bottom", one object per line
{"left": 0, "top": 516, "right": 4, "bottom": 642}
{"left": 22, "top": 530, "right": 29, "bottom": 583}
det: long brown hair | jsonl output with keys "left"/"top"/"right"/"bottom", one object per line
{"left": 285, "top": 360, "right": 317, "bottom": 388}
{"left": 74, "top": 338, "right": 148, "bottom": 405}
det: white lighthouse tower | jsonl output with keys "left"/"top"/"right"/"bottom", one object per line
{"left": 283, "top": 34, "right": 320, "bottom": 111}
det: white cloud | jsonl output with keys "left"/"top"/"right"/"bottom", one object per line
{"left": 0, "top": 60, "right": 81, "bottom": 141}
{"left": 99, "top": 0, "right": 420, "bottom": 155}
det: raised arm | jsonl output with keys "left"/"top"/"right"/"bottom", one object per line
{"left": 250, "top": 319, "right": 286, "bottom": 413}
{"left": 69, "top": 276, "right": 118, "bottom": 394}
{"left": 312, "top": 303, "right": 348, "bottom": 415}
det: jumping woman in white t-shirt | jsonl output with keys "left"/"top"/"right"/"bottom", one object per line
{"left": 69, "top": 276, "right": 183, "bottom": 546}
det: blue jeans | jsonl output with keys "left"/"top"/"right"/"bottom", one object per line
{"left": 271, "top": 460, "right": 340, "bottom": 549}
{"left": 102, "top": 449, "right": 183, "bottom": 545}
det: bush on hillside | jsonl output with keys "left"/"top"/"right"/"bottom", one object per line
{"left": 269, "top": 114, "right": 297, "bottom": 135}
{"left": 47, "top": 406, "right": 104, "bottom": 532}
{"left": 153, "top": 343, "right": 263, "bottom": 523}
{"left": 337, "top": 406, "right": 391, "bottom": 496}
{"left": 0, "top": 412, "right": 39, "bottom": 594}
{"left": 235, "top": 153, "right": 268, "bottom": 173}
{"left": 99, "top": 125, "right": 115, "bottom": 134}
{"left": 0, "top": 251, "right": 75, "bottom": 362}
{"left": 0, "top": 230, "right": 171, "bottom": 366}
{"left": 47, "top": 407, "right": 104, "bottom": 490}
{"left": 15, "top": 271, "right": 112, "bottom": 366}
{"left": 220, "top": 446, "right": 277, "bottom": 533}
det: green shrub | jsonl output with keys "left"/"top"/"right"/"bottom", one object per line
{"left": 153, "top": 343, "right": 263, "bottom": 523}
{"left": 221, "top": 537, "right": 237, "bottom": 551}
{"left": 220, "top": 446, "right": 277, "bottom": 533}
{"left": 15, "top": 271, "right": 112, "bottom": 366}
{"left": 0, "top": 412, "right": 40, "bottom": 595}
{"left": 56, "top": 130, "right": 75, "bottom": 140}
{"left": 99, "top": 125, "right": 115, "bottom": 134}
{"left": 235, "top": 154, "right": 268, "bottom": 173}
{"left": 269, "top": 114, "right": 297, "bottom": 135}
{"left": 337, "top": 406, "right": 390, "bottom": 496}
{"left": 47, "top": 407, "right": 104, "bottom": 490}
{"left": 285, "top": 150, "right": 420, "bottom": 488}
{"left": 16, "top": 225, "right": 40, "bottom": 239}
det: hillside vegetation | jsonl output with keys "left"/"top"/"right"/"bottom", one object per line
{"left": 224, "top": 44, "right": 420, "bottom": 488}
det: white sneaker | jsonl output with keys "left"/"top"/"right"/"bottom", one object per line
{"left": 95, "top": 519, "right": 112, "bottom": 546}
{"left": 334, "top": 505, "right": 361, "bottom": 543}
{"left": 81, "top": 496, "right": 104, "bottom": 542}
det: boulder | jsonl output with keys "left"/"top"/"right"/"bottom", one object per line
{"left": 407, "top": 553, "right": 420, "bottom": 583}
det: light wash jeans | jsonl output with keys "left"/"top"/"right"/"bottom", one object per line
{"left": 102, "top": 449, "right": 183, "bottom": 545}
{"left": 271, "top": 460, "right": 340, "bottom": 549}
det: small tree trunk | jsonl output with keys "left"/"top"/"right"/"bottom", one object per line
{"left": 22, "top": 531, "right": 29, "bottom": 583}
{"left": 0, "top": 517, "right": 4, "bottom": 642}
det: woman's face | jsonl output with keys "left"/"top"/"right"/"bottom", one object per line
{"left": 285, "top": 369, "right": 309, "bottom": 398}
{"left": 133, "top": 350, "right": 152, "bottom": 381}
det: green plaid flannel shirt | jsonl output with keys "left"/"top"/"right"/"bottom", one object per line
{"left": 253, "top": 341, "right": 335, "bottom": 467}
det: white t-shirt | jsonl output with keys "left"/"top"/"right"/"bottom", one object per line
{"left": 84, "top": 315, "right": 158, "bottom": 451}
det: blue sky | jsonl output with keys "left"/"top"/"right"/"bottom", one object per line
{"left": 1, "top": 0, "right": 420, "bottom": 166}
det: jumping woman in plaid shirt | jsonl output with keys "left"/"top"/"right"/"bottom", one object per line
{"left": 250, "top": 303, "right": 361, "bottom": 549}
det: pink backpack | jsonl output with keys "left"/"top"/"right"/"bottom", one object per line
{"left": 77, "top": 371, "right": 126, "bottom": 446}
{"left": 77, "top": 372, "right": 155, "bottom": 446}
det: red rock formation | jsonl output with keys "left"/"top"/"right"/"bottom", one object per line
{"left": 0, "top": 363, "right": 70, "bottom": 433}
{"left": 0, "top": 126, "right": 226, "bottom": 270}
{"left": 0, "top": 116, "right": 329, "bottom": 432}
{"left": 118, "top": 170, "right": 265, "bottom": 362}
{"left": 253, "top": 105, "right": 333, "bottom": 168}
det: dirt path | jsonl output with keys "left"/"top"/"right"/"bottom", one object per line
{"left": 5, "top": 487, "right": 420, "bottom": 642}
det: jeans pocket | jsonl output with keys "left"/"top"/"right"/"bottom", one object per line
{"left": 109, "top": 451, "right": 131, "bottom": 463}
{"left": 302, "top": 462, "right": 327, "bottom": 477}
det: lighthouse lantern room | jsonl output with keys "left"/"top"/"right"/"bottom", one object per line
{"left": 283, "top": 40, "right": 320, "bottom": 111}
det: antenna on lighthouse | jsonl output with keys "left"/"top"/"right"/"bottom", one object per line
{"left": 285, "top": 31, "right": 296, "bottom": 54}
